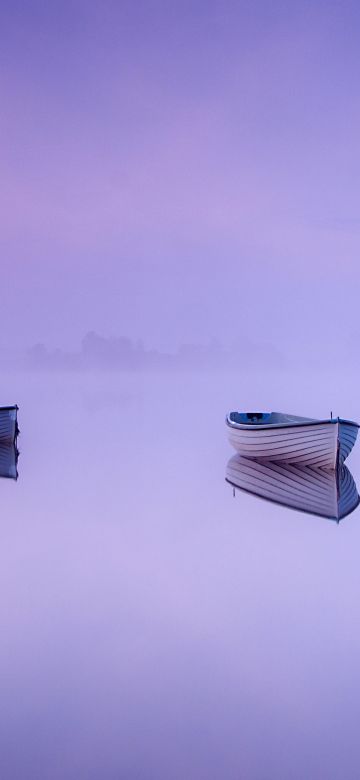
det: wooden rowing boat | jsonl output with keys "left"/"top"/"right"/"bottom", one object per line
{"left": 226, "top": 411, "right": 358, "bottom": 470}
{"left": 0, "top": 405, "right": 19, "bottom": 445}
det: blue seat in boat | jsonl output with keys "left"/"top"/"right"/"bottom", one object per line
{"left": 230, "top": 412, "right": 272, "bottom": 425}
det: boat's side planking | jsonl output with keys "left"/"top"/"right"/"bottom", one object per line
{"left": 338, "top": 422, "right": 358, "bottom": 465}
{"left": 227, "top": 421, "right": 338, "bottom": 469}
{"left": 0, "top": 406, "right": 18, "bottom": 445}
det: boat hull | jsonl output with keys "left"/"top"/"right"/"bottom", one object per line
{"left": 0, "top": 406, "right": 19, "bottom": 446}
{"left": 227, "top": 419, "right": 358, "bottom": 470}
{"left": 226, "top": 455, "right": 360, "bottom": 521}
{"left": 338, "top": 422, "right": 358, "bottom": 466}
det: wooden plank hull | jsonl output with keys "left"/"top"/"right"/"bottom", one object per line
{"left": 0, "top": 406, "right": 18, "bottom": 445}
{"left": 226, "top": 455, "right": 359, "bottom": 521}
{"left": 339, "top": 422, "right": 358, "bottom": 466}
{"left": 226, "top": 419, "right": 358, "bottom": 470}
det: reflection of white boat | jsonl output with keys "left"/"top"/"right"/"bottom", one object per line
{"left": 226, "top": 411, "right": 359, "bottom": 470}
{"left": 0, "top": 444, "right": 18, "bottom": 480}
{"left": 0, "top": 405, "right": 19, "bottom": 445}
{"left": 226, "top": 455, "right": 360, "bottom": 521}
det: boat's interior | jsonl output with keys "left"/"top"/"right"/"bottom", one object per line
{"left": 230, "top": 412, "right": 272, "bottom": 425}
{"left": 228, "top": 411, "right": 317, "bottom": 426}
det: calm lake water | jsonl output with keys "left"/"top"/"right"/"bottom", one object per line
{"left": 1, "top": 368, "right": 360, "bottom": 779}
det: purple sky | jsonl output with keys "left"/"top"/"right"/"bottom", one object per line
{"left": 1, "top": 1, "right": 360, "bottom": 357}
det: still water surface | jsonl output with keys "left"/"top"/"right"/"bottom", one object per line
{"left": 1, "top": 369, "right": 360, "bottom": 779}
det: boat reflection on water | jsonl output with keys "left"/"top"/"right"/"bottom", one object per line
{"left": 226, "top": 455, "right": 360, "bottom": 522}
{"left": 0, "top": 443, "right": 19, "bottom": 481}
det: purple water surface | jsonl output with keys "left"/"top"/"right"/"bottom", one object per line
{"left": 1, "top": 368, "right": 360, "bottom": 779}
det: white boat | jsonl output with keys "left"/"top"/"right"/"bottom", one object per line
{"left": 0, "top": 405, "right": 19, "bottom": 445}
{"left": 226, "top": 411, "right": 359, "bottom": 470}
{"left": 226, "top": 455, "right": 360, "bottom": 522}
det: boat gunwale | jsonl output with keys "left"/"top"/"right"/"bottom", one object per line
{"left": 226, "top": 415, "right": 360, "bottom": 431}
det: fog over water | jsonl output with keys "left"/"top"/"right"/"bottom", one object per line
{"left": 2, "top": 1, "right": 360, "bottom": 359}
{"left": 2, "top": 3, "right": 360, "bottom": 775}
{"left": 1, "top": 367, "right": 360, "bottom": 779}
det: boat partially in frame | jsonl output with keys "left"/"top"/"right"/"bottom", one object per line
{"left": 0, "top": 405, "right": 19, "bottom": 446}
{"left": 226, "top": 411, "right": 359, "bottom": 470}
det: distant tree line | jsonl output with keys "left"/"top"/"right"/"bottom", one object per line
{"left": 24, "top": 331, "right": 286, "bottom": 370}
